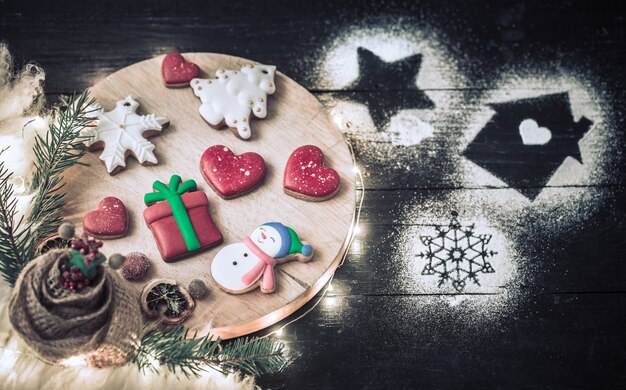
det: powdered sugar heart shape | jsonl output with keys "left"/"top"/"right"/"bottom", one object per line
{"left": 283, "top": 145, "right": 341, "bottom": 201}
{"left": 161, "top": 52, "right": 200, "bottom": 87}
{"left": 200, "top": 145, "right": 266, "bottom": 199}
{"left": 83, "top": 197, "right": 129, "bottom": 239}
{"left": 519, "top": 118, "right": 552, "bottom": 146}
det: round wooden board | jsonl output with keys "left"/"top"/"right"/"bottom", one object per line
{"left": 62, "top": 53, "right": 355, "bottom": 339}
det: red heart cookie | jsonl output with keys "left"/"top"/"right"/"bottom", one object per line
{"left": 283, "top": 145, "right": 340, "bottom": 201}
{"left": 161, "top": 52, "right": 200, "bottom": 87}
{"left": 200, "top": 145, "right": 266, "bottom": 199}
{"left": 83, "top": 197, "right": 129, "bottom": 239}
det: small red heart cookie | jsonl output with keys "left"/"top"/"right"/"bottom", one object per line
{"left": 200, "top": 145, "right": 266, "bottom": 199}
{"left": 161, "top": 52, "right": 200, "bottom": 87}
{"left": 83, "top": 197, "right": 129, "bottom": 239}
{"left": 283, "top": 145, "right": 340, "bottom": 201}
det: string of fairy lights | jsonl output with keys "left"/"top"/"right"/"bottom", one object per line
{"left": 263, "top": 139, "right": 365, "bottom": 339}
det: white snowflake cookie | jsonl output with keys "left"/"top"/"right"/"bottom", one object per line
{"left": 82, "top": 96, "right": 169, "bottom": 175}
{"left": 190, "top": 64, "right": 276, "bottom": 140}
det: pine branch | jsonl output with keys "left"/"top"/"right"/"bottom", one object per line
{"left": 132, "top": 325, "right": 288, "bottom": 379}
{"left": 218, "top": 336, "right": 288, "bottom": 376}
{"left": 0, "top": 161, "right": 31, "bottom": 285}
{"left": 0, "top": 91, "right": 97, "bottom": 286}
{"left": 28, "top": 91, "right": 97, "bottom": 243}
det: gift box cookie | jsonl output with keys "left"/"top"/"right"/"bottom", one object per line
{"left": 144, "top": 175, "right": 223, "bottom": 261}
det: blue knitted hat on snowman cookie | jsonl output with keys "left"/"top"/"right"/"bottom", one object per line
{"left": 262, "top": 222, "right": 313, "bottom": 258}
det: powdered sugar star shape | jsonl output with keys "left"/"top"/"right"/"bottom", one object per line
{"left": 82, "top": 96, "right": 168, "bottom": 174}
{"left": 416, "top": 211, "right": 497, "bottom": 292}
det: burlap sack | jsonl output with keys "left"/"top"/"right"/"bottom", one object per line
{"left": 8, "top": 249, "right": 143, "bottom": 367}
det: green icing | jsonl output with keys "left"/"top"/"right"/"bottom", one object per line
{"left": 287, "top": 227, "right": 303, "bottom": 254}
{"left": 67, "top": 250, "right": 106, "bottom": 279}
{"left": 144, "top": 175, "right": 201, "bottom": 252}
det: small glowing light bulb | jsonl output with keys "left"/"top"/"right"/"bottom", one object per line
{"left": 276, "top": 328, "right": 283, "bottom": 336}
{"left": 10, "top": 176, "right": 27, "bottom": 194}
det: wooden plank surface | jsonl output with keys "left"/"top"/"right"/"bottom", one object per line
{"left": 1, "top": 0, "right": 625, "bottom": 388}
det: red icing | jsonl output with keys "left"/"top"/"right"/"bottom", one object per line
{"left": 200, "top": 145, "right": 266, "bottom": 198}
{"left": 283, "top": 145, "right": 340, "bottom": 199}
{"left": 161, "top": 52, "right": 200, "bottom": 86}
{"left": 83, "top": 196, "right": 128, "bottom": 238}
{"left": 143, "top": 191, "right": 223, "bottom": 261}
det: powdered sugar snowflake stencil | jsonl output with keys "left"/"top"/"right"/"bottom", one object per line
{"left": 82, "top": 96, "right": 169, "bottom": 174}
{"left": 416, "top": 211, "right": 497, "bottom": 292}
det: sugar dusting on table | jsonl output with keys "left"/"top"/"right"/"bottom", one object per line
{"left": 315, "top": 19, "right": 622, "bottom": 329}
{"left": 315, "top": 23, "right": 468, "bottom": 147}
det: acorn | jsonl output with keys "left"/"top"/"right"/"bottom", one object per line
{"left": 188, "top": 279, "right": 209, "bottom": 299}
{"left": 108, "top": 253, "right": 126, "bottom": 270}
{"left": 58, "top": 223, "right": 75, "bottom": 240}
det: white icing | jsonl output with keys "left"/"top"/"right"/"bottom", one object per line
{"left": 249, "top": 226, "right": 282, "bottom": 257}
{"left": 210, "top": 242, "right": 263, "bottom": 291}
{"left": 190, "top": 64, "right": 276, "bottom": 139}
{"left": 211, "top": 225, "right": 282, "bottom": 291}
{"left": 82, "top": 96, "right": 168, "bottom": 173}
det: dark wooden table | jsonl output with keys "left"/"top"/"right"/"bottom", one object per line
{"left": 2, "top": 0, "right": 625, "bottom": 388}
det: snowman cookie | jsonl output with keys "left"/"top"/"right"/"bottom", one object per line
{"left": 211, "top": 222, "right": 313, "bottom": 294}
{"left": 190, "top": 64, "right": 276, "bottom": 140}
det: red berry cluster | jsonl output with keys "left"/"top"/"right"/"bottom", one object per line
{"left": 71, "top": 233, "right": 103, "bottom": 266}
{"left": 59, "top": 263, "right": 91, "bottom": 292}
{"left": 58, "top": 233, "right": 103, "bottom": 293}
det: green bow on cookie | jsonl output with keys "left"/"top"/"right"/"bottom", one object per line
{"left": 144, "top": 175, "right": 201, "bottom": 252}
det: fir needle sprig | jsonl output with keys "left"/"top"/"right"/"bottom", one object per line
{"left": 29, "top": 91, "right": 97, "bottom": 248}
{"left": 0, "top": 160, "right": 29, "bottom": 286}
{"left": 132, "top": 326, "right": 288, "bottom": 378}
{"left": 0, "top": 91, "right": 97, "bottom": 286}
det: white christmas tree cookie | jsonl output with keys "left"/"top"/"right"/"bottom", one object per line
{"left": 190, "top": 64, "right": 276, "bottom": 140}
{"left": 211, "top": 222, "right": 313, "bottom": 294}
{"left": 82, "top": 96, "right": 169, "bottom": 175}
